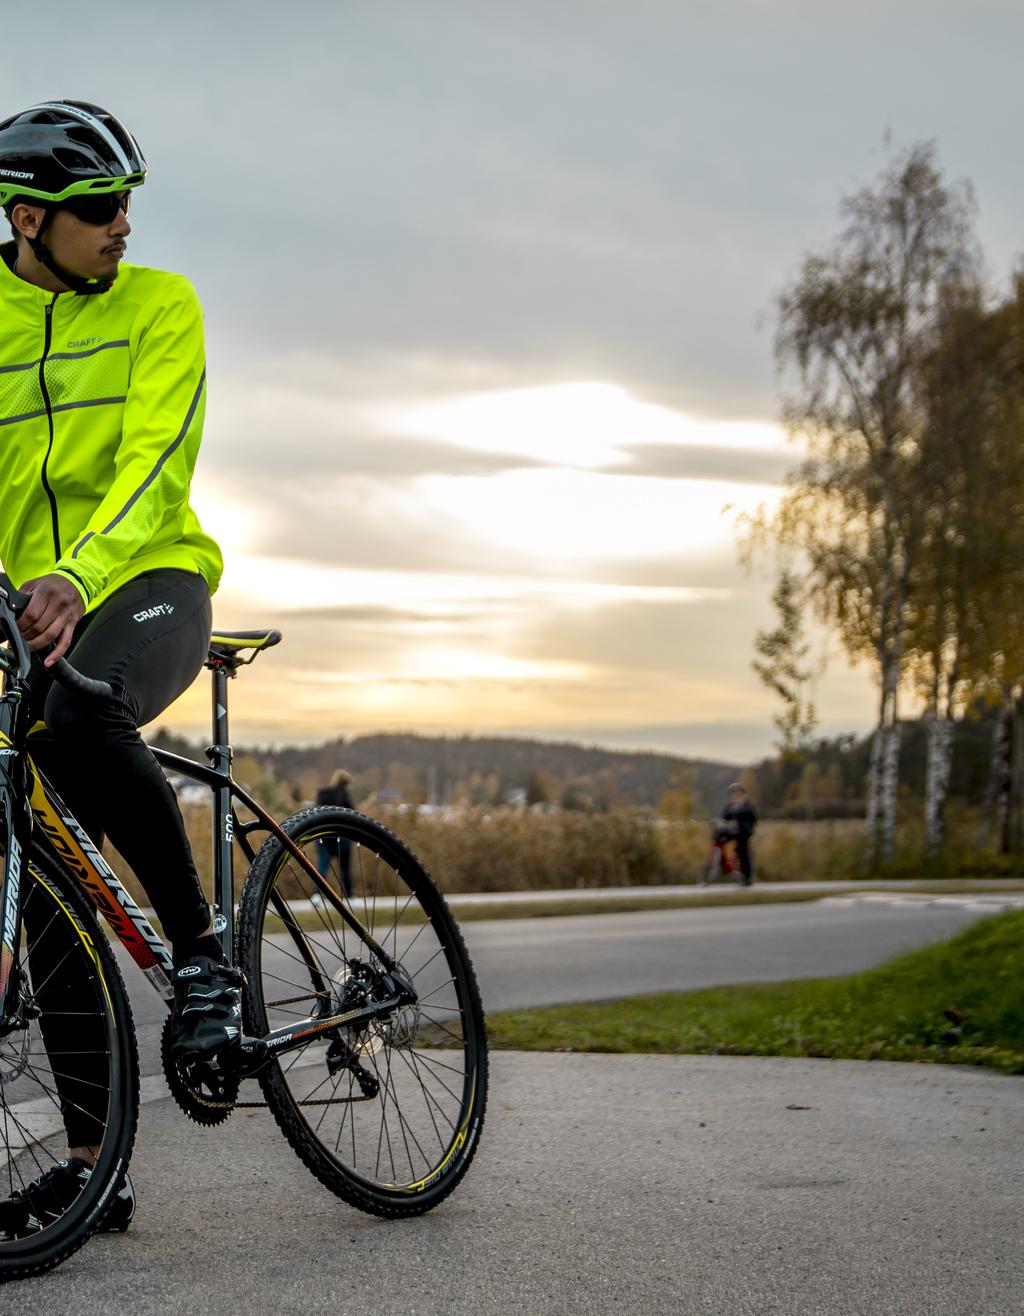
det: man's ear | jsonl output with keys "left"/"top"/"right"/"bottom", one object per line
{"left": 10, "top": 201, "right": 45, "bottom": 240}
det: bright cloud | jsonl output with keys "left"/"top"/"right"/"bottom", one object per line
{"left": 382, "top": 380, "right": 789, "bottom": 470}
{"left": 416, "top": 467, "right": 777, "bottom": 563}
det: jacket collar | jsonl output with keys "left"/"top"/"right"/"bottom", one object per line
{"left": 0, "top": 240, "right": 71, "bottom": 311}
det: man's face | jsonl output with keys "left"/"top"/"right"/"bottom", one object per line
{"left": 15, "top": 193, "right": 131, "bottom": 283}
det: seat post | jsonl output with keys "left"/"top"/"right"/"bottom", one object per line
{"left": 207, "top": 663, "right": 235, "bottom": 962}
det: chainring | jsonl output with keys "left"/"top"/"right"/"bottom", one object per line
{"left": 160, "top": 1013, "right": 240, "bottom": 1127}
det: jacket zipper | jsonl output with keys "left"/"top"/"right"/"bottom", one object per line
{"left": 37, "top": 296, "right": 62, "bottom": 561}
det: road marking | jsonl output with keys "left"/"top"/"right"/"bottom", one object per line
{"left": 820, "top": 893, "right": 1024, "bottom": 911}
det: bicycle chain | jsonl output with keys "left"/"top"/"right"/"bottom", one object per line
{"left": 266, "top": 992, "right": 331, "bottom": 1009}
{"left": 164, "top": 996, "right": 374, "bottom": 1113}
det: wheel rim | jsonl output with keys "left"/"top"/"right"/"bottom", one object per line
{"left": 247, "top": 824, "right": 483, "bottom": 1195}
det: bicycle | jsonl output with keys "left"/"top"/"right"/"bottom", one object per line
{"left": 0, "top": 574, "right": 488, "bottom": 1279}
{"left": 697, "top": 818, "right": 753, "bottom": 887}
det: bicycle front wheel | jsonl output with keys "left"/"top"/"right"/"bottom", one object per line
{"left": 237, "top": 807, "right": 487, "bottom": 1217}
{"left": 0, "top": 843, "right": 138, "bottom": 1280}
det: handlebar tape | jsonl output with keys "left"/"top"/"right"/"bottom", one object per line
{"left": 50, "top": 657, "right": 114, "bottom": 701}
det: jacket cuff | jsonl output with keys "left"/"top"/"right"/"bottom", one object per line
{"left": 53, "top": 566, "right": 91, "bottom": 607}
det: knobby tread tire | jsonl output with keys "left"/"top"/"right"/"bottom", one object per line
{"left": 0, "top": 844, "right": 139, "bottom": 1281}
{"left": 236, "top": 807, "right": 487, "bottom": 1219}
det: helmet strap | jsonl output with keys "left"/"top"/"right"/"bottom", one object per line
{"left": 26, "top": 207, "right": 113, "bottom": 296}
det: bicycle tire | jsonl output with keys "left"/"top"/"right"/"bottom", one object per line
{"left": 237, "top": 807, "right": 487, "bottom": 1218}
{"left": 699, "top": 852, "right": 720, "bottom": 887}
{"left": 0, "top": 843, "right": 139, "bottom": 1280}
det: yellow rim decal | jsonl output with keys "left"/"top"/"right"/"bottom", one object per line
{"left": 400, "top": 1071, "right": 477, "bottom": 1193}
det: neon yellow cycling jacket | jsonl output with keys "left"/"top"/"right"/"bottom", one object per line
{"left": 0, "top": 243, "right": 222, "bottom": 611}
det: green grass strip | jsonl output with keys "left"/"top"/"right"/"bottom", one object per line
{"left": 486, "top": 908, "right": 1024, "bottom": 1074}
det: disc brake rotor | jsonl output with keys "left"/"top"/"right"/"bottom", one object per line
{"left": 330, "top": 961, "right": 422, "bottom": 1053}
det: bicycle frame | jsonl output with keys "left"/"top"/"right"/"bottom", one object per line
{"left": 0, "top": 599, "right": 408, "bottom": 1064}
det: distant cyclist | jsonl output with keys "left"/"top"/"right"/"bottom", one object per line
{"left": 720, "top": 782, "right": 758, "bottom": 886}
{"left": 0, "top": 100, "right": 235, "bottom": 1234}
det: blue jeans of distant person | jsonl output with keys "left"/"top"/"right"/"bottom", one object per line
{"left": 317, "top": 836, "right": 353, "bottom": 898}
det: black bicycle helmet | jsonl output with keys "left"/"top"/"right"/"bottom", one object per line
{"left": 0, "top": 100, "right": 146, "bottom": 293}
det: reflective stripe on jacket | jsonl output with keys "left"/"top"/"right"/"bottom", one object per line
{"left": 0, "top": 243, "right": 223, "bottom": 611}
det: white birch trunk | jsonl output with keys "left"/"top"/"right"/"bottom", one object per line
{"left": 879, "top": 710, "right": 900, "bottom": 861}
{"left": 865, "top": 720, "right": 883, "bottom": 837}
{"left": 875, "top": 616, "right": 904, "bottom": 862}
{"left": 924, "top": 712, "right": 954, "bottom": 852}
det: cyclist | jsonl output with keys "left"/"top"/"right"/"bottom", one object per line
{"left": 0, "top": 100, "right": 239, "bottom": 1234}
{"left": 721, "top": 781, "right": 758, "bottom": 885}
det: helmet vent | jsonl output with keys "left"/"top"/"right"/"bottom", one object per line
{"left": 53, "top": 145, "right": 94, "bottom": 172}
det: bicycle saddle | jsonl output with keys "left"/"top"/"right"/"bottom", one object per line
{"left": 206, "top": 629, "right": 283, "bottom": 667}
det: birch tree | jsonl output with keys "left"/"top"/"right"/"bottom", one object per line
{"left": 772, "top": 142, "right": 978, "bottom": 861}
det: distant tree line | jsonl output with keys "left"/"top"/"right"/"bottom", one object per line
{"left": 748, "top": 141, "right": 1024, "bottom": 859}
{"left": 149, "top": 728, "right": 739, "bottom": 816}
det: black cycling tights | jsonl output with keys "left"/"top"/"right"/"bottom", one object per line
{"left": 24, "top": 568, "right": 213, "bottom": 1146}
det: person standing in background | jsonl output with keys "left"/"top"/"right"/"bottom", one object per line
{"left": 316, "top": 768, "right": 355, "bottom": 897}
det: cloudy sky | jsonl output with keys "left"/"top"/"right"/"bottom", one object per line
{"left": 9, "top": 3, "right": 1023, "bottom": 759}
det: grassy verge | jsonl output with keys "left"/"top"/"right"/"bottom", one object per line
{"left": 486, "top": 909, "right": 1024, "bottom": 1074}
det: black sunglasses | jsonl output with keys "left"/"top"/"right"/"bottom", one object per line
{"left": 58, "top": 191, "right": 132, "bottom": 225}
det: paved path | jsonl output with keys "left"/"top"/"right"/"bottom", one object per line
{"left": 16, "top": 1053, "right": 1023, "bottom": 1315}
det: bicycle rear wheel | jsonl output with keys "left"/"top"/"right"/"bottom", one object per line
{"left": 0, "top": 843, "right": 138, "bottom": 1279}
{"left": 237, "top": 807, "right": 487, "bottom": 1217}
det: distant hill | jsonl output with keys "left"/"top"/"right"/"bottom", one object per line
{"left": 150, "top": 728, "right": 741, "bottom": 811}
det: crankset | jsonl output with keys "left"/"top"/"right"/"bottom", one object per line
{"left": 160, "top": 1013, "right": 241, "bottom": 1126}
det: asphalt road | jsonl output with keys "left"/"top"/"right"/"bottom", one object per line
{"left": 456, "top": 898, "right": 989, "bottom": 1012}
{"left": 15, "top": 1052, "right": 1023, "bottom": 1315}
{"left": 120, "top": 896, "right": 993, "bottom": 1079}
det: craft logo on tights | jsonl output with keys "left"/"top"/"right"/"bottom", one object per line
{"left": 133, "top": 603, "right": 175, "bottom": 623}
